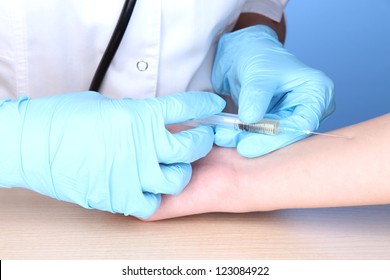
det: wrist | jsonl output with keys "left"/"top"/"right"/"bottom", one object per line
{"left": 239, "top": 24, "right": 279, "bottom": 42}
{"left": 234, "top": 13, "right": 286, "bottom": 43}
{"left": 220, "top": 24, "right": 280, "bottom": 51}
{"left": 0, "top": 97, "right": 29, "bottom": 188}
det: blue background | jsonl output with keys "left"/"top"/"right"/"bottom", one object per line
{"left": 284, "top": 0, "right": 390, "bottom": 132}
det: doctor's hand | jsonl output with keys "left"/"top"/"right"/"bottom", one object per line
{"left": 0, "top": 91, "right": 225, "bottom": 219}
{"left": 212, "top": 25, "right": 335, "bottom": 157}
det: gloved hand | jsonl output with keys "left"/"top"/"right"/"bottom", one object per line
{"left": 212, "top": 25, "right": 335, "bottom": 157}
{"left": 0, "top": 91, "right": 225, "bottom": 218}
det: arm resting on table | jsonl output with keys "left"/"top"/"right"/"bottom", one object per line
{"left": 148, "top": 113, "right": 390, "bottom": 220}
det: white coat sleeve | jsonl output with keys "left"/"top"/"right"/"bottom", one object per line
{"left": 242, "top": 0, "right": 288, "bottom": 22}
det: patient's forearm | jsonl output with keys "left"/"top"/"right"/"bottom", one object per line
{"left": 148, "top": 114, "right": 390, "bottom": 220}
{"left": 242, "top": 114, "right": 390, "bottom": 211}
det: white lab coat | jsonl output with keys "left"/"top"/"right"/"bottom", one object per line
{"left": 0, "top": 0, "right": 287, "bottom": 100}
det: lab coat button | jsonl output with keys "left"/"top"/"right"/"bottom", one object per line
{"left": 136, "top": 60, "right": 149, "bottom": 71}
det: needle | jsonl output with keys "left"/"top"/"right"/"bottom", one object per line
{"left": 301, "top": 130, "right": 352, "bottom": 139}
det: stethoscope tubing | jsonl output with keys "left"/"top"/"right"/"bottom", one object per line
{"left": 89, "top": 0, "right": 137, "bottom": 92}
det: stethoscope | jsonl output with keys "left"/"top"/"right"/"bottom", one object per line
{"left": 89, "top": 0, "right": 137, "bottom": 92}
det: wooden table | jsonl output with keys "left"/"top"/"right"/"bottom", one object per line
{"left": 1, "top": 188, "right": 390, "bottom": 259}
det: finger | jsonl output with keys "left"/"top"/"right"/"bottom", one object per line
{"left": 105, "top": 152, "right": 162, "bottom": 219}
{"left": 214, "top": 126, "right": 242, "bottom": 148}
{"left": 110, "top": 171, "right": 162, "bottom": 219}
{"left": 236, "top": 105, "right": 320, "bottom": 158}
{"left": 125, "top": 192, "right": 162, "bottom": 219}
{"left": 142, "top": 163, "right": 192, "bottom": 196}
{"left": 150, "top": 91, "right": 226, "bottom": 125}
{"left": 237, "top": 132, "right": 307, "bottom": 158}
{"left": 275, "top": 69, "right": 335, "bottom": 122}
{"left": 157, "top": 125, "right": 215, "bottom": 164}
{"left": 279, "top": 105, "right": 322, "bottom": 133}
{"left": 238, "top": 79, "right": 276, "bottom": 124}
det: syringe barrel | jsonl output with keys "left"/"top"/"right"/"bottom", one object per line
{"left": 236, "top": 118, "right": 280, "bottom": 135}
{"left": 185, "top": 112, "right": 280, "bottom": 136}
{"left": 184, "top": 113, "right": 349, "bottom": 139}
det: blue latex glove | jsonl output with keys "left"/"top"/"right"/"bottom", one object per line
{"left": 212, "top": 25, "right": 335, "bottom": 157}
{"left": 0, "top": 91, "right": 225, "bottom": 218}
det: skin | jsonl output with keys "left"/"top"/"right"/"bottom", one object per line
{"left": 147, "top": 113, "right": 390, "bottom": 221}
{"left": 234, "top": 13, "right": 287, "bottom": 43}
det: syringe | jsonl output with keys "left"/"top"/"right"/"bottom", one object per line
{"left": 183, "top": 112, "right": 350, "bottom": 139}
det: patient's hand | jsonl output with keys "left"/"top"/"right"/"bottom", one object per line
{"left": 147, "top": 124, "right": 273, "bottom": 221}
{"left": 146, "top": 145, "right": 243, "bottom": 221}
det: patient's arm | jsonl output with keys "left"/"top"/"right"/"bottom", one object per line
{"left": 147, "top": 113, "right": 390, "bottom": 221}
